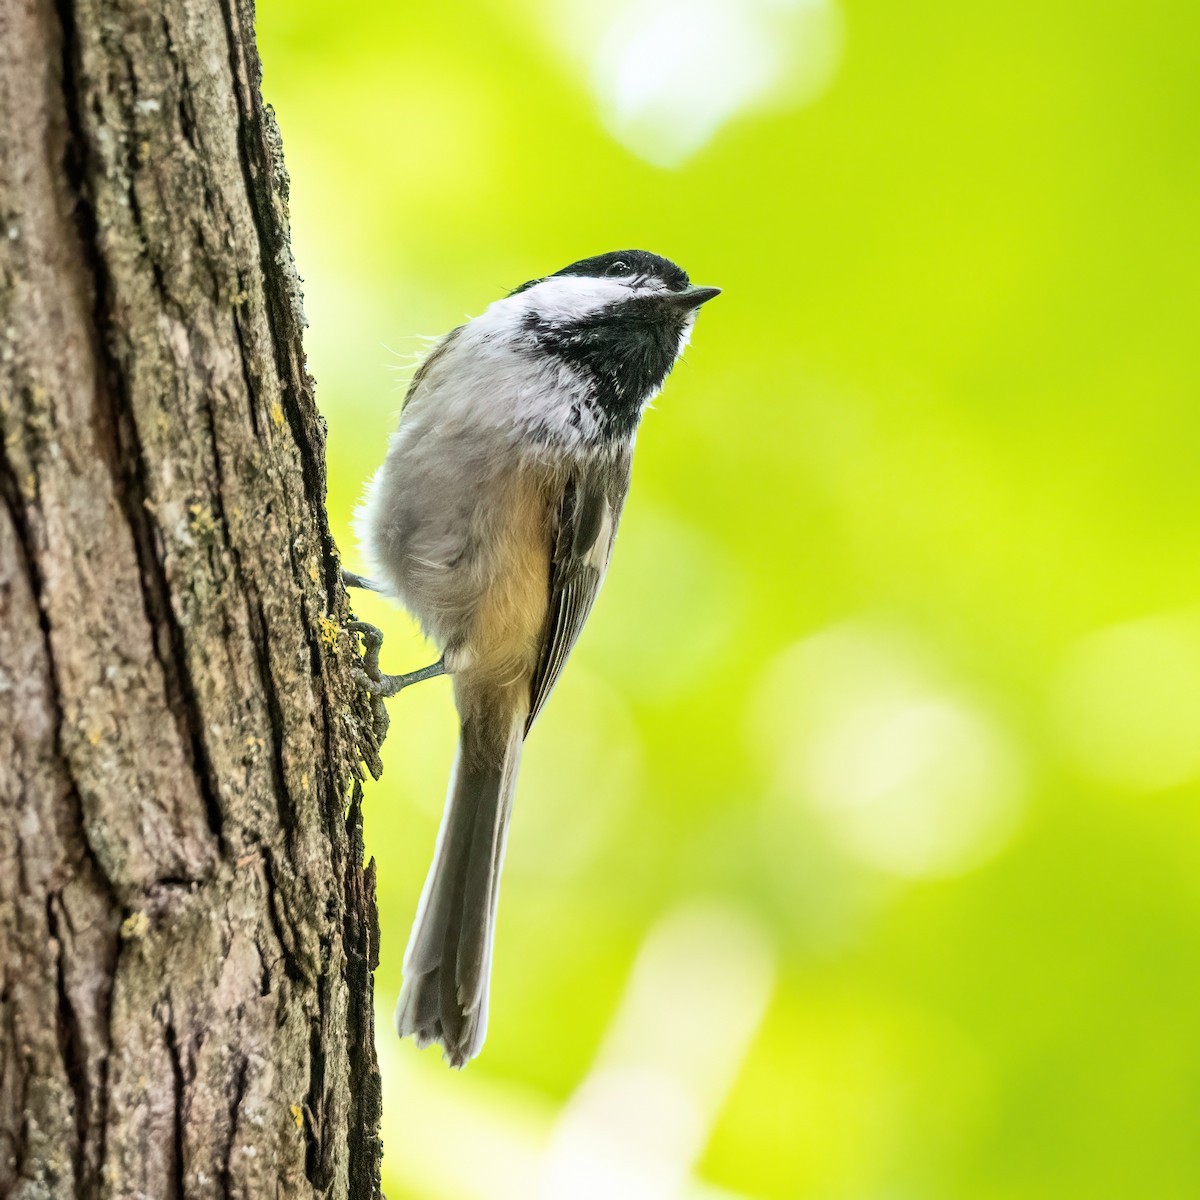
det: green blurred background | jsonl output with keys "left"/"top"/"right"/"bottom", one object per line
{"left": 258, "top": 1, "right": 1200, "bottom": 1196}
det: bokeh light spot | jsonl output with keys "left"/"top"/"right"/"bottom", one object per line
{"left": 542, "top": 905, "right": 773, "bottom": 1199}
{"left": 1051, "top": 612, "right": 1200, "bottom": 792}
{"left": 808, "top": 696, "right": 1024, "bottom": 879}
{"left": 542, "top": 0, "right": 843, "bottom": 166}
{"left": 750, "top": 623, "right": 1025, "bottom": 878}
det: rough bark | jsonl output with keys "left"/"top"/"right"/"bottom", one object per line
{"left": 0, "top": 0, "right": 384, "bottom": 1195}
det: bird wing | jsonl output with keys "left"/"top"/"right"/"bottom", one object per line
{"left": 399, "top": 326, "right": 464, "bottom": 412}
{"left": 527, "top": 453, "right": 632, "bottom": 730}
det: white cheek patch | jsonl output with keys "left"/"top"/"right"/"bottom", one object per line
{"left": 524, "top": 275, "right": 629, "bottom": 323}
{"left": 488, "top": 274, "right": 664, "bottom": 328}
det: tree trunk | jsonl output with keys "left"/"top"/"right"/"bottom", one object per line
{"left": 0, "top": 0, "right": 384, "bottom": 1195}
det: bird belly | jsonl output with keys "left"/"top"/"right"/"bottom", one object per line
{"left": 461, "top": 473, "right": 553, "bottom": 688}
{"left": 357, "top": 428, "right": 554, "bottom": 688}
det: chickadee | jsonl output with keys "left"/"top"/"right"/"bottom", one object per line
{"left": 349, "top": 250, "right": 720, "bottom": 1066}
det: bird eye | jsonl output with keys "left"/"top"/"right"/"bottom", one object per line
{"left": 606, "top": 260, "right": 632, "bottom": 277}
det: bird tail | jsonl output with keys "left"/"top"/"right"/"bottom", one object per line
{"left": 394, "top": 710, "right": 523, "bottom": 1067}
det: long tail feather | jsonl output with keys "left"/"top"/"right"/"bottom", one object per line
{"left": 395, "top": 713, "right": 522, "bottom": 1067}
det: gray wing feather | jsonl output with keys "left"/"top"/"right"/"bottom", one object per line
{"left": 527, "top": 455, "right": 631, "bottom": 729}
{"left": 401, "top": 326, "right": 463, "bottom": 411}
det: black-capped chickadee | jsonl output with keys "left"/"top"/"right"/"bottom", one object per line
{"left": 348, "top": 250, "right": 720, "bottom": 1066}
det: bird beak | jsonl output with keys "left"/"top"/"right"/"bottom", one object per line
{"left": 668, "top": 285, "right": 722, "bottom": 311}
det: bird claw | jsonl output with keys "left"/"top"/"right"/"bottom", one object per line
{"left": 347, "top": 620, "right": 447, "bottom": 699}
{"left": 347, "top": 620, "right": 384, "bottom": 678}
{"left": 350, "top": 664, "right": 410, "bottom": 698}
{"left": 346, "top": 620, "right": 392, "bottom": 750}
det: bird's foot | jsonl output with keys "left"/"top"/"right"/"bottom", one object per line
{"left": 347, "top": 621, "right": 446, "bottom": 698}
